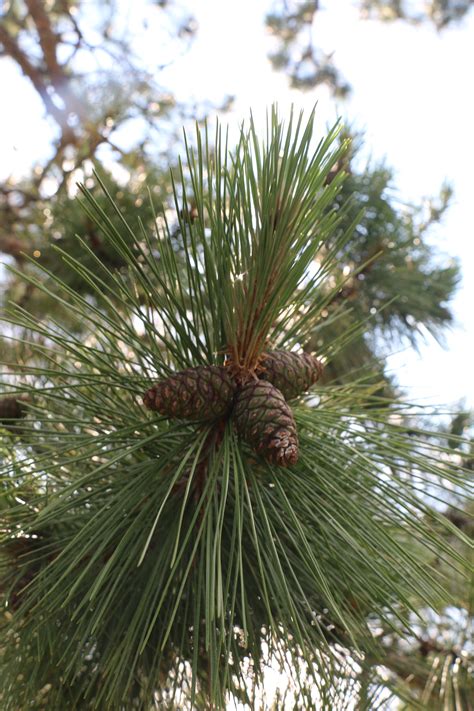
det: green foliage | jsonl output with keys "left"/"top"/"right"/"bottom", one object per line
{"left": 329, "top": 162, "right": 459, "bottom": 344}
{"left": 3, "top": 127, "right": 460, "bottom": 405}
{"left": 41, "top": 171, "right": 162, "bottom": 294}
{"left": 300, "top": 133, "right": 460, "bottom": 390}
{"left": 1, "top": 110, "right": 471, "bottom": 709}
{"left": 0, "top": 167, "right": 172, "bottom": 338}
{"left": 2, "top": 2, "right": 472, "bottom": 705}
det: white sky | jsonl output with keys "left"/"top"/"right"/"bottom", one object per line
{"left": 1, "top": 0, "right": 473, "bottom": 410}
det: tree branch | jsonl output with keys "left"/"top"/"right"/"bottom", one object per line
{"left": 24, "top": 0, "right": 88, "bottom": 122}
{"left": 0, "top": 24, "right": 73, "bottom": 138}
{"left": 24, "top": 0, "right": 63, "bottom": 81}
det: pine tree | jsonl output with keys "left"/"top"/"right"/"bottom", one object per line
{"left": 1, "top": 109, "right": 471, "bottom": 709}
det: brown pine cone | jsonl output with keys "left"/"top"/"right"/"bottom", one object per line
{"left": 0, "top": 396, "right": 28, "bottom": 423}
{"left": 143, "top": 365, "right": 236, "bottom": 421}
{"left": 258, "top": 350, "right": 323, "bottom": 400}
{"left": 0, "top": 395, "right": 29, "bottom": 433}
{"left": 234, "top": 380, "right": 299, "bottom": 467}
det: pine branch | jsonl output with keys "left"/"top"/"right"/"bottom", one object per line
{"left": 0, "top": 108, "right": 471, "bottom": 709}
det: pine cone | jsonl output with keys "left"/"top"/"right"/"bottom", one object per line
{"left": 258, "top": 350, "right": 323, "bottom": 400}
{"left": 234, "top": 380, "right": 299, "bottom": 467}
{"left": 0, "top": 396, "right": 28, "bottom": 423}
{"left": 0, "top": 396, "right": 28, "bottom": 433}
{"left": 143, "top": 366, "right": 236, "bottom": 421}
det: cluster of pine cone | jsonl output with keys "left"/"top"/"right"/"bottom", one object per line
{"left": 143, "top": 351, "right": 323, "bottom": 467}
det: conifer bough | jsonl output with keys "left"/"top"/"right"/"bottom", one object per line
{"left": 1, "top": 108, "right": 471, "bottom": 710}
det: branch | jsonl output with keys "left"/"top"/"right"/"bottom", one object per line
{"left": 0, "top": 25, "right": 73, "bottom": 138}
{"left": 24, "top": 0, "right": 63, "bottom": 81}
{"left": 24, "top": 0, "right": 87, "bottom": 122}
{"left": 0, "top": 235, "right": 26, "bottom": 262}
